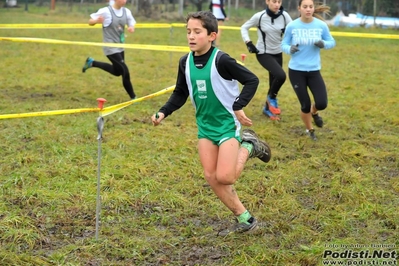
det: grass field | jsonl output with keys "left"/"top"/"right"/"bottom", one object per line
{"left": 0, "top": 6, "right": 399, "bottom": 266}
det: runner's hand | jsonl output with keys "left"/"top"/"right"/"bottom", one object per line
{"left": 314, "top": 40, "right": 325, "bottom": 48}
{"left": 234, "top": 110, "right": 252, "bottom": 126}
{"left": 246, "top": 41, "right": 259, "bottom": 54}
{"left": 290, "top": 44, "right": 299, "bottom": 54}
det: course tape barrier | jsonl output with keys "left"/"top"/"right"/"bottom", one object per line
{"left": 0, "top": 23, "right": 172, "bottom": 29}
{"left": 331, "top": 31, "right": 399, "bottom": 39}
{"left": 100, "top": 85, "right": 175, "bottom": 117}
{"left": 0, "top": 37, "right": 190, "bottom": 52}
{"left": 0, "top": 85, "right": 175, "bottom": 120}
{"left": 0, "top": 37, "right": 246, "bottom": 65}
{"left": 1, "top": 23, "right": 399, "bottom": 39}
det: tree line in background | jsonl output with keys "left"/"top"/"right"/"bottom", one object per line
{"left": 3, "top": 0, "right": 399, "bottom": 18}
{"left": 168, "top": 0, "right": 399, "bottom": 17}
{"left": 202, "top": 0, "right": 399, "bottom": 17}
{"left": 173, "top": 0, "right": 399, "bottom": 18}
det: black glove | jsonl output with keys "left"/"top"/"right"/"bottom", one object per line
{"left": 290, "top": 44, "right": 299, "bottom": 54}
{"left": 246, "top": 41, "right": 259, "bottom": 54}
{"left": 314, "top": 40, "right": 325, "bottom": 48}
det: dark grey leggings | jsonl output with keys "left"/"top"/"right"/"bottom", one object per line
{"left": 288, "top": 69, "right": 327, "bottom": 113}
{"left": 92, "top": 51, "right": 136, "bottom": 99}
{"left": 256, "top": 53, "right": 286, "bottom": 99}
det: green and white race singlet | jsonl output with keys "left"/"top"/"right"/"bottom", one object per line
{"left": 185, "top": 49, "right": 241, "bottom": 141}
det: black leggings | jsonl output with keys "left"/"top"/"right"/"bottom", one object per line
{"left": 92, "top": 51, "right": 136, "bottom": 99}
{"left": 288, "top": 69, "right": 327, "bottom": 113}
{"left": 256, "top": 53, "right": 286, "bottom": 100}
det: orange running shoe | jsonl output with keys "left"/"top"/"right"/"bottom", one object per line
{"left": 263, "top": 107, "right": 280, "bottom": 121}
{"left": 267, "top": 95, "right": 281, "bottom": 115}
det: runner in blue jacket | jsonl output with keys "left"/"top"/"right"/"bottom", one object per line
{"left": 281, "top": 0, "right": 335, "bottom": 140}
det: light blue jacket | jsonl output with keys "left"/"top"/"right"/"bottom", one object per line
{"left": 281, "top": 17, "right": 336, "bottom": 71}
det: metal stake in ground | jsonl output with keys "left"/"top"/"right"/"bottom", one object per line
{"left": 95, "top": 98, "right": 106, "bottom": 240}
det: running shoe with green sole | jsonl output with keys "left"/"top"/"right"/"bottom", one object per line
{"left": 242, "top": 129, "right": 271, "bottom": 163}
{"left": 218, "top": 217, "right": 258, "bottom": 236}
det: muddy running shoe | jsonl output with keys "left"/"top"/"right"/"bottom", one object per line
{"left": 242, "top": 129, "right": 271, "bottom": 163}
{"left": 218, "top": 217, "right": 258, "bottom": 237}
{"left": 263, "top": 107, "right": 280, "bottom": 121}
{"left": 267, "top": 95, "right": 281, "bottom": 115}
{"left": 306, "top": 129, "right": 317, "bottom": 141}
{"left": 82, "top": 57, "right": 94, "bottom": 73}
{"left": 312, "top": 113, "right": 323, "bottom": 128}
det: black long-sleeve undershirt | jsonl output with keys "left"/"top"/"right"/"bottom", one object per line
{"left": 159, "top": 46, "right": 259, "bottom": 118}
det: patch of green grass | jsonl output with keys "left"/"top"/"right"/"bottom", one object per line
{"left": 1, "top": 8, "right": 399, "bottom": 266}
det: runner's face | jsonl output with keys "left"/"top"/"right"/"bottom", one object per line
{"left": 114, "top": 0, "right": 126, "bottom": 7}
{"left": 266, "top": 0, "right": 282, "bottom": 13}
{"left": 186, "top": 18, "right": 216, "bottom": 56}
{"left": 298, "top": 0, "right": 314, "bottom": 21}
